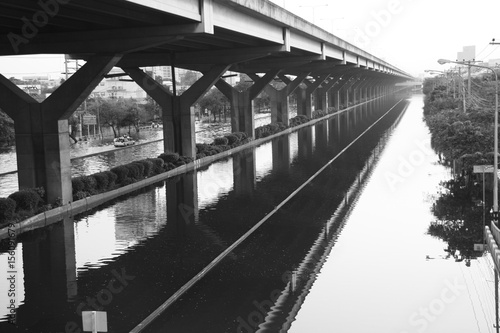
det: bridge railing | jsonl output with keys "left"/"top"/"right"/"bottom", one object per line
{"left": 485, "top": 223, "right": 500, "bottom": 271}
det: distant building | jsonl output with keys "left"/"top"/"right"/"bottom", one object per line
{"left": 16, "top": 84, "right": 42, "bottom": 96}
{"left": 488, "top": 59, "right": 500, "bottom": 67}
{"left": 456, "top": 45, "right": 475, "bottom": 62}
{"left": 22, "top": 75, "right": 49, "bottom": 82}
{"left": 91, "top": 77, "right": 147, "bottom": 100}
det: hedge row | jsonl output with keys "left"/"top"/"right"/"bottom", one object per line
{"left": 0, "top": 187, "right": 48, "bottom": 226}
{"left": 290, "top": 115, "right": 310, "bottom": 127}
{"left": 71, "top": 158, "right": 166, "bottom": 201}
{"left": 255, "top": 122, "right": 287, "bottom": 139}
{"left": 196, "top": 132, "right": 252, "bottom": 159}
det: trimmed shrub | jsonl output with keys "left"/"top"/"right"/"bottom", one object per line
{"left": 110, "top": 165, "right": 129, "bottom": 183}
{"left": 80, "top": 175, "right": 97, "bottom": 194}
{"left": 93, "top": 172, "right": 110, "bottom": 191}
{"left": 213, "top": 137, "right": 229, "bottom": 145}
{"left": 73, "top": 191, "right": 87, "bottom": 201}
{"left": 165, "top": 162, "right": 177, "bottom": 171}
{"left": 8, "top": 190, "right": 41, "bottom": 212}
{"left": 180, "top": 156, "right": 194, "bottom": 164}
{"left": 72, "top": 177, "right": 85, "bottom": 193}
{"left": 126, "top": 162, "right": 144, "bottom": 180}
{"left": 31, "top": 187, "right": 46, "bottom": 201}
{"left": 225, "top": 134, "right": 239, "bottom": 145}
{"left": 232, "top": 132, "right": 247, "bottom": 141}
{"left": 196, "top": 153, "right": 206, "bottom": 159}
{"left": 137, "top": 159, "right": 154, "bottom": 177}
{"left": 158, "top": 152, "right": 180, "bottom": 164}
{"left": 104, "top": 171, "right": 118, "bottom": 188}
{"left": 196, "top": 143, "right": 211, "bottom": 154}
{"left": 121, "top": 178, "right": 135, "bottom": 187}
{"left": 148, "top": 158, "right": 164, "bottom": 175}
{"left": 0, "top": 198, "right": 16, "bottom": 224}
{"left": 290, "top": 115, "right": 310, "bottom": 127}
{"left": 313, "top": 109, "right": 326, "bottom": 119}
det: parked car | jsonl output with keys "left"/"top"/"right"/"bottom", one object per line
{"left": 113, "top": 135, "right": 135, "bottom": 147}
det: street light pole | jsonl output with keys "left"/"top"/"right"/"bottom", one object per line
{"left": 438, "top": 58, "right": 499, "bottom": 225}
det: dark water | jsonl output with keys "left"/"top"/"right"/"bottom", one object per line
{"left": 1, "top": 95, "right": 494, "bottom": 333}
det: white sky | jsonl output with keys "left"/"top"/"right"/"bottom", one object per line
{"left": 0, "top": 0, "right": 499, "bottom": 79}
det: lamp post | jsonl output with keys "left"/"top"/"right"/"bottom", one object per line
{"left": 438, "top": 58, "right": 499, "bottom": 225}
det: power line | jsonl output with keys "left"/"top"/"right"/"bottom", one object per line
{"left": 476, "top": 43, "right": 492, "bottom": 60}
{"left": 479, "top": 45, "right": 500, "bottom": 62}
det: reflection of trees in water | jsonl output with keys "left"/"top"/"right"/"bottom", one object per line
{"left": 428, "top": 177, "right": 485, "bottom": 265}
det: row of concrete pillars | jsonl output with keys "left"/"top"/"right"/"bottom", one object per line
{"left": 0, "top": 54, "right": 398, "bottom": 205}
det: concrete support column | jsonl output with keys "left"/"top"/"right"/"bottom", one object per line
{"left": 0, "top": 55, "right": 121, "bottom": 203}
{"left": 126, "top": 65, "right": 230, "bottom": 157}
{"left": 217, "top": 70, "right": 279, "bottom": 138}
{"left": 251, "top": 73, "right": 306, "bottom": 126}
{"left": 296, "top": 88, "right": 307, "bottom": 116}
{"left": 303, "top": 74, "right": 330, "bottom": 118}
{"left": 316, "top": 76, "right": 340, "bottom": 112}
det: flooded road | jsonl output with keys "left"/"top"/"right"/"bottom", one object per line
{"left": 0, "top": 95, "right": 496, "bottom": 333}
{"left": 0, "top": 114, "right": 272, "bottom": 197}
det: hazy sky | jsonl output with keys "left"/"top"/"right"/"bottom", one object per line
{"left": 271, "top": 0, "right": 500, "bottom": 76}
{"left": 0, "top": 0, "right": 498, "bottom": 79}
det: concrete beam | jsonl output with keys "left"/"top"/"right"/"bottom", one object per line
{"left": 45, "top": 55, "right": 123, "bottom": 120}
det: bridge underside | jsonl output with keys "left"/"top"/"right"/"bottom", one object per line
{"left": 0, "top": 0, "right": 413, "bottom": 204}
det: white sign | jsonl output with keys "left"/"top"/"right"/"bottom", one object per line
{"left": 474, "top": 244, "right": 485, "bottom": 251}
{"left": 473, "top": 165, "right": 494, "bottom": 174}
{"left": 83, "top": 115, "right": 97, "bottom": 125}
{"left": 82, "top": 311, "right": 107, "bottom": 332}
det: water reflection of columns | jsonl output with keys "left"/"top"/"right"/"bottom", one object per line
{"left": 315, "top": 121, "right": 328, "bottom": 151}
{"left": 19, "top": 217, "right": 77, "bottom": 327}
{"left": 233, "top": 150, "right": 256, "bottom": 197}
{"left": 298, "top": 126, "right": 314, "bottom": 160}
{"left": 272, "top": 136, "right": 290, "bottom": 173}
{"left": 166, "top": 173, "right": 199, "bottom": 236}
{"left": 329, "top": 116, "right": 341, "bottom": 144}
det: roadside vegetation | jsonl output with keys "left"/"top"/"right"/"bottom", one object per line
{"left": 423, "top": 70, "right": 499, "bottom": 261}
{"left": 423, "top": 71, "right": 498, "bottom": 173}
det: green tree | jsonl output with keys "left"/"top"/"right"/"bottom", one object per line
{"left": 198, "top": 87, "right": 228, "bottom": 122}
{"left": 120, "top": 99, "right": 147, "bottom": 134}
{"left": 98, "top": 99, "right": 128, "bottom": 137}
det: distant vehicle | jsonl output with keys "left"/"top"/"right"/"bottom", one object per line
{"left": 113, "top": 135, "right": 135, "bottom": 147}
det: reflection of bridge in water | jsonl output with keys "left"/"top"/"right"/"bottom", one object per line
{"left": 0, "top": 97, "right": 411, "bottom": 332}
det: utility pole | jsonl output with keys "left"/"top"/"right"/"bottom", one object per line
{"left": 459, "top": 67, "right": 466, "bottom": 112}
{"left": 467, "top": 61, "right": 471, "bottom": 103}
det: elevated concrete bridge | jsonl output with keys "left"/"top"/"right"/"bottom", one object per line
{"left": 0, "top": 0, "right": 414, "bottom": 205}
